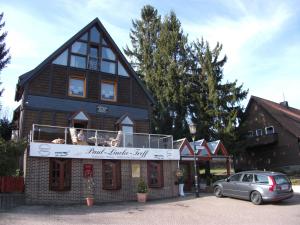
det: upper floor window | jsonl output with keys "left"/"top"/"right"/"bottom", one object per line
{"left": 147, "top": 161, "right": 163, "bottom": 188}
{"left": 265, "top": 126, "right": 274, "bottom": 135}
{"left": 256, "top": 129, "right": 263, "bottom": 136}
{"left": 70, "top": 55, "right": 86, "bottom": 69}
{"left": 69, "top": 76, "right": 86, "bottom": 97}
{"left": 102, "top": 47, "right": 115, "bottom": 61}
{"left": 79, "top": 32, "right": 88, "bottom": 41}
{"left": 101, "top": 80, "right": 117, "bottom": 102}
{"left": 90, "top": 26, "right": 100, "bottom": 43}
{"left": 71, "top": 41, "right": 87, "bottom": 55}
{"left": 102, "top": 160, "right": 121, "bottom": 190}
{"left": 101, "top": 61, "right": 116, "bottom": 74}
{"left": 118, "top": 61, "right": 129, "bottom": 77}
{"left": 248, "top": 131, "right": 253, "bottom": 137}
{"left": 53, "top": 49, "right": 68, "bottom": 66}
{"left": 49, "top": 158, "right": 71, "bottom": 191}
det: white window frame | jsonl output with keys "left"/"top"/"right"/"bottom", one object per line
{"left": 265, "top": 126, "right": 274, "bottom": 135}
{"left": 256, "top": 129, "right": 263, "bottom": 136}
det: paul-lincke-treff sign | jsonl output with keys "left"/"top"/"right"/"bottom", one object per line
{"left": 29, "top": 142, "right": 180, "bottom": 160}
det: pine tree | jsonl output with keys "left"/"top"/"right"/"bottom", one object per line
{"left": 125, "top": 6, "right": 191, "bottom": 139}
{"left": 190, "top": 39, "right": 248, "bottom": 148}
{"left": 0, "top": 12, "right": 11, "bottom": 96}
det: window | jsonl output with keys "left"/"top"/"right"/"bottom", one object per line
{"left": 147, "top": 161, "right": 163, "bottom": 188}
{"left": 101, "top": 61, "right": 116, "bottom": 74}
{"left": 53, "top": 49, "right": 68, "bottom": 66}
{"left": 90, "top": 27, "right": 100, "bottom": 43}
{"left": 254, "top": 174, "right": 269, "bottom": 184}
{"left": 256, "top": 129, "right": 263, "bottom": 136}
{"left": 79, "top": 32, "right": 88, "bottom": 41}
{"left": 71, "top": 41, "right": 87, "bottom": 55}
{"left": 265, "top": 126, "right": 274, "bottom": 135}
{"left": 88, "top": 47, "right": 99, "bottom": 70}
{"left": 102, "top": 47, "right": 115, "bottom": 60}
{"left": 118, "top": 61, "right": 129, "bottom": 77}
{"left": 229, "top": 173, "right": 242, "bottom": 182}
{"left": 101, "top": 81, "right": 116, "bottom": 101}
{"left": 49, "top": 158, "right": 71, "bottom": 191}
{"left": 70, "top": 55, "right": 86, "bottom": 69}
{"left": 248, "top": 131, "right": 253, "bottom": 137}
{"left": 69, "top": 77, "right": 86, "bottom": 97}
{"left": 102, "top": 160, "right": 121, "bottom": 190}
{"left": 242, "top": 174, "right": 253, "bottom": 182}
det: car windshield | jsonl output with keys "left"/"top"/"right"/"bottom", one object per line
{"left": 274, "top": 175, "right": 290, "bottom": 185}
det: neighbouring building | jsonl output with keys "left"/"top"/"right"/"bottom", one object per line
{"left": 235, "top": 96, "right": 300, "bottom": 173}
{"left": 13, "top": 18, "right": 180, "bottom": 204}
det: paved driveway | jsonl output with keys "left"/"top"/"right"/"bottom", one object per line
{"left": 1, "top": 192, "right": 300, "bottom": 225}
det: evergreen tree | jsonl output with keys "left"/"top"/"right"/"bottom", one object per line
{"left": 0, "top": 117, "right": 12, "bottom": 141}
{"left": 0, "top": 12, "right": 11, "bottom": 96}
{"left": 125, "top": 6, "right": 191, "bottom": 139}
{"left": 190, "top": 39, "right": 248, "bottom": 148}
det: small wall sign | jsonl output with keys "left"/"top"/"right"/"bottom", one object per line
{"left": 131, "top": 163, "right": 140, "bottom": 178}
{"left": 83, "top": 164, "right": 93, "bottom": 177}
{"left": 97, "top": 105, "right": 108, "bottom": 113}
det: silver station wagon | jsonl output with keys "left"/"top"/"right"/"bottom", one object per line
{"left": 213, "top": 171, "right": 294, "bottom": 205}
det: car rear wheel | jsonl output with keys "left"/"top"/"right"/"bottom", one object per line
{"left": 250, "top": 191, "right": 262, "bottom": 205}
{"left": 214, "top": 186, "right": 223, "bottom": 198}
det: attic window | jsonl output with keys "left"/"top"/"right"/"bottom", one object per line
{"left": 265, "top": 126, "right": 274, "bottom": 135}
{"left": 71, "top": 42, "right": 87, "bottom": 55}
{"left": 248, "top": 131, "right": 253, "bottom": 137}
{"left": 102, "top": 47, "right": 115, "bottom": 61}
{"left": 53, "top": 49, "right": 68, "bottom": 66}
{"left": 90, "top": 27, "right": 100, "bottom": 43}
{"left": 256, "top": 129, "right": 263, "bottom": 136}
{"left": 118, "top": 61, "right": 129, "bottom": 77}
{"left": 79, "top": 32, "right": 88, "bottom": 41}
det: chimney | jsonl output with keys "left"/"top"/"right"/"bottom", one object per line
{"left": 279, "top": 101, "right": 289, "bottom": 108}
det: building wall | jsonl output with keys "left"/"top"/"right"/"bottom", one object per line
{"left": 236, "top": 101, "right": 300, "bottom": 171}
{"left": 25, "top": 155, "right": 179, "bottom": 204}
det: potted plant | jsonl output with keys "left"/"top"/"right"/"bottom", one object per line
{"left": 137, "top": 179, "right": 148, "bottom": 203}
{"left": 85, "top": 176, "right": 95, "bottom": 206}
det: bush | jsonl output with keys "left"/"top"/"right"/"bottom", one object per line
{"left": 0, "top": 138, "right": 27, "bottom": 176}
{"left": 137, "top": 179, "right": 148, "bottom": 193}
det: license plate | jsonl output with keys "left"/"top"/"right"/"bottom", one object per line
{"left": 281, "top": 184, "right": 289, "bottom": 190}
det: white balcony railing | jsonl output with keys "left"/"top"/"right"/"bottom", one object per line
{"left": 31, "top": 124, "right": 173, "bottom": 149}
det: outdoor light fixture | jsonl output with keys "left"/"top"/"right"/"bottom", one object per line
{"left": 189, "top": 122, "right": 199, "bottom": 198}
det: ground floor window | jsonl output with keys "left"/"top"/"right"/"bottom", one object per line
{"left": 102, "top": 160, "right": 121, "bottom": 190}
{"left": 147, "top": 161, "right": 164, "bottom": 188}
{"left": 49, "top": 158, "right": 72, "bottom": 191}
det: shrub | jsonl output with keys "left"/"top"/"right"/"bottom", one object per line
{"left": 137, "top": 179, "right": 148, "bottom": 193}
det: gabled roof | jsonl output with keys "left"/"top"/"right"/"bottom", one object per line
{"left": 189, "top": 139, "right": 212, "bottom": 158}
{"left": 15, "top": 18, "right": 155, "bottom": 104}
{"left": 207, "top": 140, "right": 229, "bottom": 156}
{"left": 246, "top": 96, "right": 300, "bottom": 138}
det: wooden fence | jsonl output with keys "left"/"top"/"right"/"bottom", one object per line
{"left": 0, "top": 176, "right": 24, "bottom": 193}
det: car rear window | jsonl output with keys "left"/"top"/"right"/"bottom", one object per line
{"left": 274, "top": 175, "right": 290, "bottom": 184}
{"left": 254, "top": 174, "right": 268, "bottom": 184}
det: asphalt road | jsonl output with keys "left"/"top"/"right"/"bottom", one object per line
{"left": 1, "top": 192, "right": 300, "bottom": 225}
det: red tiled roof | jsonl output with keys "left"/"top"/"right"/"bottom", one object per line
{"left": 251, "top": 96, "right": 300, "bottom": 137}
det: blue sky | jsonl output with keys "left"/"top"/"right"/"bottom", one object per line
{"left": 1, "top": 0, "right": 300, "bottom": 118}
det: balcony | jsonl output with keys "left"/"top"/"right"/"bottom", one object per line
{"left": 245, "top": 133, "right": 278, "bottom": 149}
{"left": 29, "top": 124, "right": 179, "bottom": 160}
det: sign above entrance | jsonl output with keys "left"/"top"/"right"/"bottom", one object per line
{"left": 29, "top": 142, "right": 180, "bottom": 160}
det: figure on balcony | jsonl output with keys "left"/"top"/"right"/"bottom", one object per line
{"left": 78, "top": 129, "right": 86, "bottom": 142}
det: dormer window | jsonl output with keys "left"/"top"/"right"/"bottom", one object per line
{"left": 248, "top": 131, "right": 253, "bottom": 137}
{"left": 265, "top": 126, "right": 275, "bottom": 135}
{"left": 256, "top": 129, "right": 263, "bottom": 136}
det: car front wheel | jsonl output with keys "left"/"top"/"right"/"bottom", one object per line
{"left": 214, "top": 186, "right": 223, "bottom": 198}
{"left": 250, "top": 191, "right": 262, "bottom": 205}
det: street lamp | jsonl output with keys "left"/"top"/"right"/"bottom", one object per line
{"left": 189, "top": 122, "right": 199, "bottom": 198}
